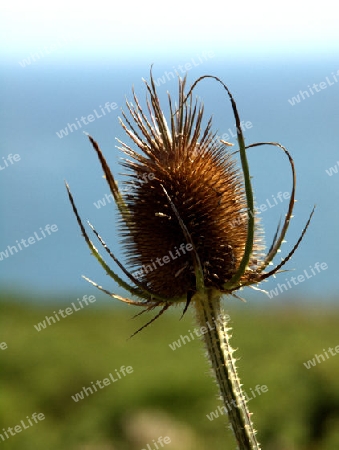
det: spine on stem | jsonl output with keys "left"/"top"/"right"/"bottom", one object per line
{"left": 194, "top": 290, "right": 261, "bottom": 450}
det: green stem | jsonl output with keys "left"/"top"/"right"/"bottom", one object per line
{"left": 194, "top": 290, "right": 261, "bottom": 450}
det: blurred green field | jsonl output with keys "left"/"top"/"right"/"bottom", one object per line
{"left": 1, "top": 293, "right": 339, "bottom": 450}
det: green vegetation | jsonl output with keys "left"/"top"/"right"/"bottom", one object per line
{"left": 1, "top": 294, "right": 339, "bottom": 449}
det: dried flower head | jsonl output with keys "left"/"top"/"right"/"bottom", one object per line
{"left": 66, "top": 72, "right": 314, "bottom": 330}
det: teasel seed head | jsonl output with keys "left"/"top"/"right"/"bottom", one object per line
{"left": 66, "top": 71, "right": 314, "bottom": 316}
{"left": 119, "top": 77, "right": 260, "bottom": 299}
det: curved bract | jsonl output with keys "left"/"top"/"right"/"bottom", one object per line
{"left": 66, "top": 71, "right": 314, "bottom": 326}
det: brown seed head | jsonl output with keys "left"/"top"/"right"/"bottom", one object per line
{"left": 118, "top": 77, "right": 259, "bottom": 299}
{"left": 66, "top": 71, "right": 314, "bottom": 331}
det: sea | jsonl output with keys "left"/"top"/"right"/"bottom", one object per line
{"left": 1, "top": 53, "right": 338, "bottom": 304}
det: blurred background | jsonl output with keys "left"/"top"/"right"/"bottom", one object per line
{"left": 1, "top": 1, "right": 338, "bottom": 448}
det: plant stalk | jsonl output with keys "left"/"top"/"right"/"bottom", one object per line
{"left": 194, "top": 290, "right": 261, "bottom": 450}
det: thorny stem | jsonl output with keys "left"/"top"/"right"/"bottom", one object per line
{"left": 194, "top": 290, "right": 261, "bottom": 450}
